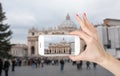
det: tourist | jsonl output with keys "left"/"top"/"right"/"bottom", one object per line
{"left": 3, "top": 59, "right": 10, "bottom": 76}
{"left": 93, "top": 62, "right": 97, "bottom": 69}
{"left": 76, "top": 61, "right": 80, "bottom": 70}
{"left": 31, "top": 60, "right": 36, "bottom": 69}
{"left": 19, "top": 59, "right": 22, "bottom": 66}
{"left": 86, "top": 61, "right": 91, "bottom": 69}
{"left": 11, "top": 59, "right": 16, "bottom": 71}
{"left": 41, "top": 59, "right": 44, "bottom": 68}
{"left": 52, "top": 59, "right": 55, "bottom": 65}
{"left": 0, "top": 58, "right": 3, "bottom": 76}
{"left": 60, "top": 59, "right": 65, "bottom": 71}
{"left": 69, "top": 13, "right": 120, "bottom": 76}
{"left": 72, "top": 61, "right": 76, "bottom": 66}
{"left": 76, "top": 61, "right": 83, "bottom": 70}
{"left": 37, "top": 59, "right": 41, "bottom": 67}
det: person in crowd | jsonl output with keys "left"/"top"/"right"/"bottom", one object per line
{"left": 69, "top": 13, "right": 120, "bottom": 76}
{"left": 52, "top": 59, "right": 55, "bottom": 65}
{"left": 60, "top": 59, "right": 65, "bottom": 71}
{"left": 79, "top": 61, "right": 83, "bottom": 70}
{"left": 41, "top": 59, "right": 44, "bottom": 68}
{"left": 93, "top": 62, "right": 97, "bottom": 69}
{"left": 76, "top": 61, "right": 83, "bottom": 70}
{"left": 35, "top": 60, "right": 37, "bottom": 68}
{"left": 72, "top": 61, "right": 76, "bottom": 66}
{"left": 11, "top": 59, "right": 16, "bottom": 72}
{"left": 76, "top": 61, "right": 80, "bottom": 70}
{"left": 86, "top": 61, "right": 91, "bottom": 69}
{"left": 37, "top": 59, "right": 41, "bottom": 67}
{"left": 55, "top": 59, "right": 59, "bottom": 65}
{"left": 17, "top": 59, "right": 22, "bottom": 66}
{"left": 19, "top": 59, "right": 22, "bottom": 66}
{"left": 31, "top": 60, "right": 36, "bottom": 69}
{"left": 38, "top": 59, "right": 41, "bottom": 67}
{"left": 3, "top": 59, "right": 10, "bottom": 76}
{"left": 0, "top": 58, "right": 3, "bottom": 76}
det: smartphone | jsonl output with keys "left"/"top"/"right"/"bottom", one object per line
{"left": 38, "top": 35, "right": 80, "bottom": 56}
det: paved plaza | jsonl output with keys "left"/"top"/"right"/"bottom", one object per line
{"left": 1, "top": 63, "right": 113, "bottom": 76}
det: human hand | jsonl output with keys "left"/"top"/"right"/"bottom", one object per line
{"left": 69, "top": 13, "right": 108, "bottom": 64}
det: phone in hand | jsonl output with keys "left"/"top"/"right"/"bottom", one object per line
{"left": 38, "top": 35, "right": 80, "bottom": 56}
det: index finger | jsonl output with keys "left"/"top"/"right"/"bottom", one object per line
{"left": 76, "top": 14, "right": 91, "bottom": 36}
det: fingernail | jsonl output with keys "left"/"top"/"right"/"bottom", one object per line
{"left": 76, "top": 13, "right": 79, "bottom": 16}
{"left": 84, "top": 13, "right": 86, "bottom": 16}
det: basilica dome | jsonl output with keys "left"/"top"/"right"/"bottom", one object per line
{"left": 60, "top": 38, "right": 67, "bottom": 43}
{"left": 58, "top": 14, "right": 77, "bottom": 31}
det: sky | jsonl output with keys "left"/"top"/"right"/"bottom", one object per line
{"left": 0, "top": 0, "right": 120, "bottom": 44}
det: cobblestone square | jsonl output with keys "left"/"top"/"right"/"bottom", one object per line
{"left": 1, "top": 63, "right": 114, "bottom": 76}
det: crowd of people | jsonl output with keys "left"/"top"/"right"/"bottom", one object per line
{"left": 0, "top": 58, "right": 10, "bottom": 76}
{"left": 0, "top": 58, "right": 18, "bottom": 76}
{"left": 0, "top": 57, "right": 98, "bottom": 76}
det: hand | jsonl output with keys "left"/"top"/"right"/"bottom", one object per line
{"left": 69, "top": 13, "right": 108, "bottom": 64}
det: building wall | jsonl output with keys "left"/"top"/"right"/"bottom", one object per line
{"left": 103, "top": 19, "right": 120, "bottom": 58}
{"left": 46, "top": 42, "right": 71, "bottom": 54}
{"left": 104, "top": 19, "right": 120, "bottom": 26}
{"left": 108, "top": 26, "right": 120, "bottom": 49}
{"left": 28, "top": 36, "right": 39, "bottom": 57}
{"left": 11, "top": 44, "right": 27, "bottom": 57}
{"left": 96, "top": 25, "right": 108, "bottom": 47}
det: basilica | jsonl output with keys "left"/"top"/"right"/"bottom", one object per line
{"left": 10, "top": 14, "right": 120, "bottom": 58}
{"left": 27, "top": 14, "right": 84, "bottom": 58}
{"left": 45, "top": 38, "right": 72, "bottom": 54}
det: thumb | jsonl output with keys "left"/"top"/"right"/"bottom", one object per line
{"left": 69, "top": 53, "right": 86, "bottom": 61}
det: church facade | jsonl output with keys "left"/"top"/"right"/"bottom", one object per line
{"left": 45, "top": 38, "right": 72, "bottom": 54}
{"left": 27, "top": 14, "right": 84, "bottom": 58}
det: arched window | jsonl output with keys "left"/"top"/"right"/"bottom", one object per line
{"left": 31, "top": 46, "right": 35, "bottom": 55}
{"left": 32, "top": 32, "right": 34, "bottom": 36}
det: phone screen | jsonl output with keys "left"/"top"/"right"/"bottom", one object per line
{"left": 38, "top": 35, "right": 80, "bottom": 56}
{"left": 43, "top": 35, "right": 76, "bottom": 55}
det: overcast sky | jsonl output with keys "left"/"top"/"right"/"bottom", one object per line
{"left": 1, "top": 0, "right": 120, "bottom": 44}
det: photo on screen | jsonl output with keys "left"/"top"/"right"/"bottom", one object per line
{"left": 44, "top": 35, "right": 75, "bottom": 55}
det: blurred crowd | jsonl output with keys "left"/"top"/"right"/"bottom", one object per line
{"left": 0, "top": 58, "right": 97, "bottom": 76}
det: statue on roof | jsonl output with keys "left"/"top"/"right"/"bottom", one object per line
{"left": 66, "top": 13, "right": 71, "bottom": 20}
